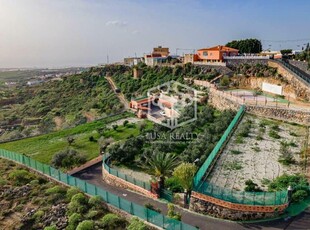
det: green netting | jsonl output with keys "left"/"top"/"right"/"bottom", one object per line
{"left": 194, "top": 105, "right": 245, "bottom": 187}
{"left": 86, "top": 183, "right": 96, "bottom": 196}
{"left": 196, "top": 181, "right": 288, "bottom": 206}
{"left": 102, "top": 154, "right": 151, "bottom": 191}
{"left": 0, "top": 149, "right": 198, "bottom": 230}
{"left": 132, "top": 203, "right": 147, "bottom": 220}
{"left": 68, "top": 175, "right": 76, "bottom": 186}
{"left": 119, "top": 197, "right": 132, "bottom": 214}
{"left": 148, "top": 209, "right": 164, "bottom": 227}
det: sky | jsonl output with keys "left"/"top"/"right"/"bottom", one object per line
{"left": 0, "top": 0, "right": 310, "bottom": 68}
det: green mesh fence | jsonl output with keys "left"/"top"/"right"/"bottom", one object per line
{"left": 103, "top": 154, "right": 151, "bottom": 191}
{"left": 196, "top": 181, "right": 288, "bottom": 206}
{"left": 194, "top": 105, "right": 245, "bottom": 187}
{"left": 0, "top": 149, "right": 197, "bottom": 230}
{"left": 193, "top": 105, "right": 289, "bottom": 206}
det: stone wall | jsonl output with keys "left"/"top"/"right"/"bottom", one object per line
{"left": 190, "top": 192, "right": 288, "bottom": 221}
{"left": 268, "top": 61, "right": 310, "bottom": 101}
{"left": 102, "top": 165, "right": 158, "bottom": 199}
{"left": 226, "top": 59, "right": 268, "bottom": 69}
{"left": 246, "top": 106, "right": 310, "bottom": 125}
{"left": 289, "top": 60, "right": 310, "bottom": 75}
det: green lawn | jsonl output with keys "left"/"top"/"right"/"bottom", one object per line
{"left": 0, "top": 113, "right": 152, "bottom": 166}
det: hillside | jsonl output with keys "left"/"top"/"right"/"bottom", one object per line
{"left": 0, "top": 68, "right": 123, "bottom": 141}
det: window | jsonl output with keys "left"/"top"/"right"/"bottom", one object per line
{"left": 203, "top": 51, "right": 208, "bottom": 56}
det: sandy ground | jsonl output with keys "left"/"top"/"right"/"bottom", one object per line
{"left": 207, "top": 114, "right": 307, "bottom": 191}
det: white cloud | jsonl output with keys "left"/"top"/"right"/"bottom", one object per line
{"left": 105, "top": 20, "right": 128, "bottom": 28}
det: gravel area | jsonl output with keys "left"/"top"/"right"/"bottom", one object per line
{"left": 207, "top": 114, "right": 307, "bottom": 191}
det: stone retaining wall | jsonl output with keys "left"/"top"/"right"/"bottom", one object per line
{"left": 246, "top": 106, "right": 310, "bottom": 125}
{"left": 102, "top": 165, "right": 158, "bottom": 199}
{"left": 268, "top": 61, "right": 310, "bottom": 101}
{"left": 289, "top": 60, "right": 310, "bottom": 75}
{"left": 190, "top": 192, "right": 288, "bottom": 221}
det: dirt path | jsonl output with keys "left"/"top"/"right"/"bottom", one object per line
{"left": 106, "top": 76, "right": 129, "bottom": 109}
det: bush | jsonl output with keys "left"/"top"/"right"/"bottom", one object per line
{"left": 292, "top": 190, "right": 308, "bottom": 202}
{"left": 88, "top": 195, "right": 103, "bottom": 209}
{"left": 33, "top": 210, "right": 45, "bottom": 222}
{"left": 127, "top": 217, "right": 148, "bottom": 230}
{"left": 123, "top": 120, "right": 129, "bottom": 127}
{"left": 88, "top": 136, "right": 96, "bottom": 142}
{"left": 51, "top": 149, "right": 87, "bottom": 169}
{"left": 8, "top": 169, "right": 34, "bottom": 185}
{"left": 167, "top": 204, "right": 181, "bottom": 221}
{"left": 67, "top": 193, "right": 89, "bottom": 215}
{"left": 46, "top": 185, "right": 66, "bottom": 195}
{"left": 268, "top": 130, "right": 281, "bottom": 139}
{"left": 244, "top": 179, "right": 262, "bottom": 192}
{"left": 66, "top": 187, "right": 81, "bottom": 200}
{"left": 44, "top": 226, "right": 57, "bottom": 230}
{"left": 100, "top": 213, "right": 126, "bottom": 229}
{"left": 85, "top": 210, "right": 99, "bottom": 219}
{"left": 165, "top": 177, "right": 184, "bottom": 193}
{"left": 67, "top": 213, "right": 82, "bottom": 230}
{"left": 76, "top": 220, "right": 94, "bottom": 230}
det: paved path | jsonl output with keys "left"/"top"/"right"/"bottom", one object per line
{"left": 74, "top": 163, "right": 310, "bottom": 230}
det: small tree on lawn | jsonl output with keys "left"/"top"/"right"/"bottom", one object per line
{"left": 98, "top": 137, "right": 114, "bottom": 154}
{"left": 67, "top": 136, "right": 75, "bottom": 146}
{"left": 173, "top": 163, "right": 197, "bottom": 207}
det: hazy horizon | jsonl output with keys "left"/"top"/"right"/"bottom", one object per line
{"left": 1, "top": 0, "right": 310, "bottom": 68}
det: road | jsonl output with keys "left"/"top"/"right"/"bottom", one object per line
{"left": 74, "top": 163, "right": 310, "bottom": 230}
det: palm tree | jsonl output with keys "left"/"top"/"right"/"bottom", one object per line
{"left": 146, "top": 152, "right": 179, "bottom": 191}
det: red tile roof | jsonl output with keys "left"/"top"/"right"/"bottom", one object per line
{"left": 198, "top": 45, "right": 239, "bottom": 52}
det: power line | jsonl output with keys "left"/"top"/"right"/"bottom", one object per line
{"left": 261, "top": 38, "right": 310, "bottom": 43}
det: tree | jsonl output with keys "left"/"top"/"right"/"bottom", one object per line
{"left": 226, "top": 38, "right": 262, "bottom": 54}
{"left": 145, "top": 152, "right": 179, "bottom": 190}
{"left": 67, "top": 136, "right": 75, "bottom": 146}
{"left": 173, "top": 163, "right": 197, "bottom": 207}
{"left": 98, "top": 137, "right": 114, "bottom": 153}
{"left": 280, "top": 49, "right": 292, "bottom": 55}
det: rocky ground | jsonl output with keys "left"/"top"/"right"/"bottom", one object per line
{"left": 207, "top": 114, "right": 307, "bottom": 191}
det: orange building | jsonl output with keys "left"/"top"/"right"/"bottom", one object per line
{"left": 197, "top": 45, "right": 238, "bottom": 62}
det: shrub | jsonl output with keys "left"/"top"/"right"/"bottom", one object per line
{"left": 112, "top": 125, "right": 118, "bottom": 131}
{"left": 33, "top": 210, "right": 45, "bottom": 222}
{"left": 127, "top": 217, "right": 148, "bottom": 230}
{"left": 231, "top": 150, "right": 242, "bottom": 155}
{"left": 165, "top": 177, "right": 184, "bottom": 193}
{"left": 268, "top": 130, "right": 281, "bottom": 139}
{"left": 167, "top": 204, "right": 181, "bottom": 221}
{"left": 88, "top": 136, "right": 96, "bottom": 142}
{"left": 76, "top": 220, "right": 94, "bottom": 230}
{"left": 88, "top": 195, "right": 103, "bottom": 209}
{"left": 123, "top": 120, "right": 129, "bottom": 127}
{"left": 67, "top": 213, "right": 82, "bottom": 230}
{"left": 67, "top": 193, "right": 89, "bottom": 215}
{"left": 85, "top": 210, "right": 99, "bottom": 219}
{"left": 44, "top": 226, "right": 57, "bottom": 230}
{"left": 66, "top": 187, "right": 81, "bottom": 200}
{"left": 245, "top": 179, "right": 262, "bottom": 192}
{"left": 292, "top": 190, "right": 308, "bottom": 202}
{"left": 51, "top": 149, "right": 87, "bottom": 169}
{"left": 46, "top": 185, "right": 66, "bottom": 195}
{"left": 8, "top": 169, "right": 34, "bottom": 185}
{"left": 100, "top": 213, "right": 126, "bottom": 229}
